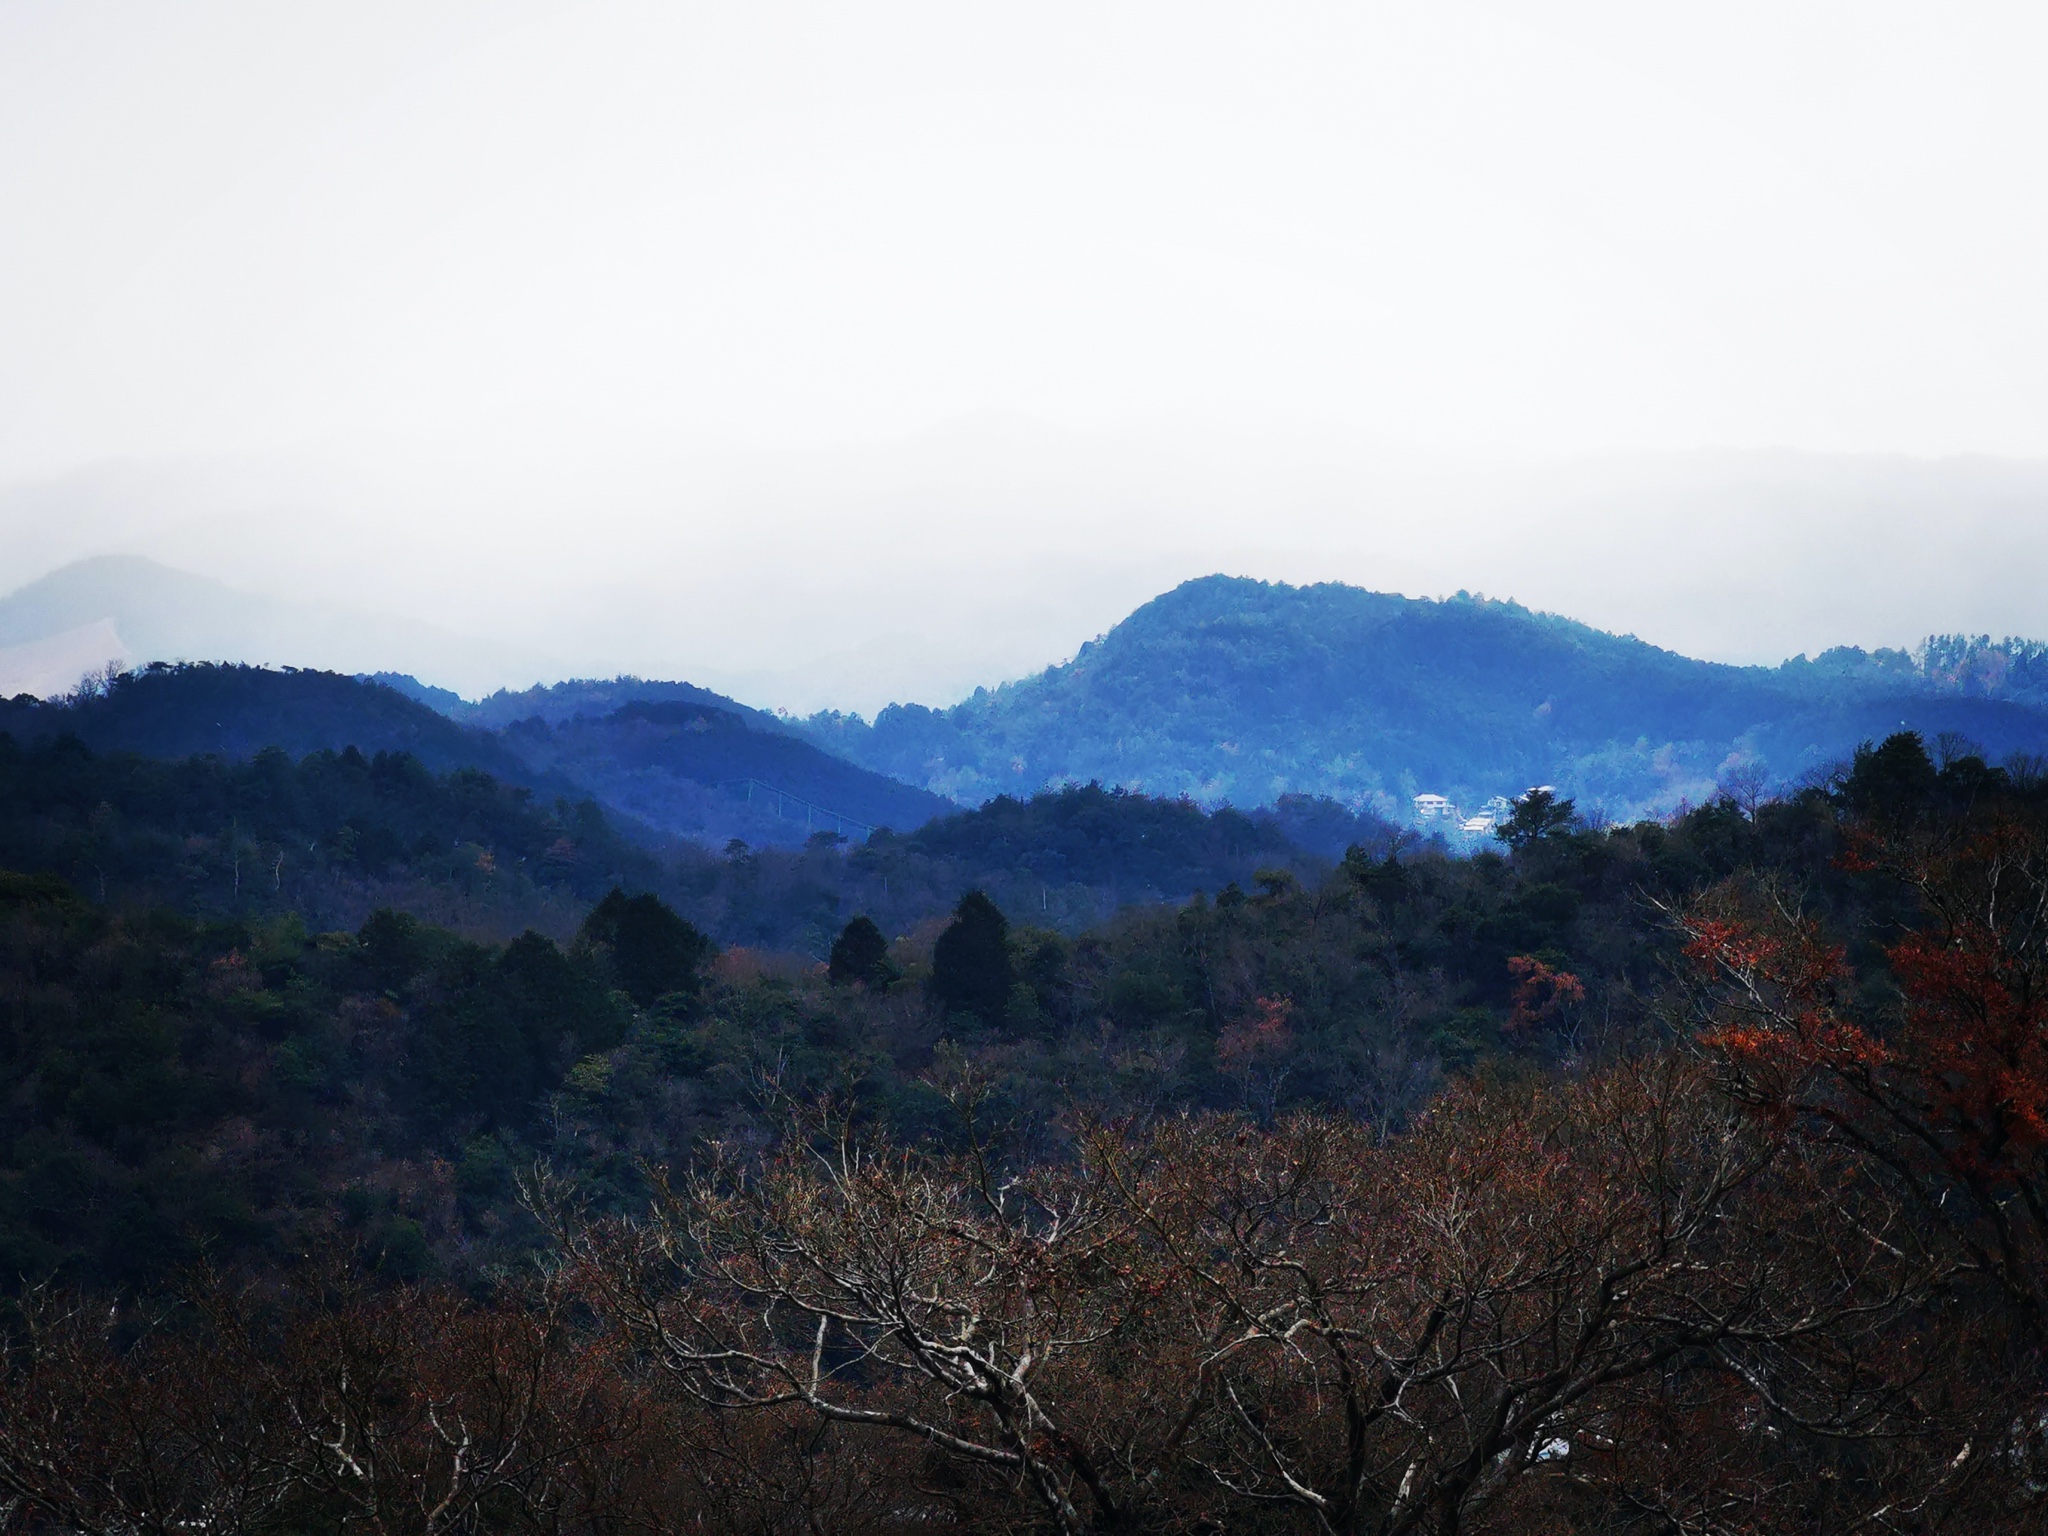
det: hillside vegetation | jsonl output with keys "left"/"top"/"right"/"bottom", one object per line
{"left": 0, "top": 714, "right": 1351, "bottom": 955}
{"left": 6, "top": 732, "right": 2048, "bottom": 1532}
{"left": 0, "top": 730, "right": 655, "bottom": 941}
{"left": 10, "top": 662, "right": 953, "bottom": 853}
{"left": 3, "top": 662, "right": 538, "bottom": 782}
{"left": 501, "top": 699, "right": 954, "bottom": 845}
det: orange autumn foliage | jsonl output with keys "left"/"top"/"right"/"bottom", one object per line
{"left": 1679, "top": 815, "right": 2048, "bottom": 1338}
{"left": 1503, "top": 954, "right": 1585, "bottom": 1032}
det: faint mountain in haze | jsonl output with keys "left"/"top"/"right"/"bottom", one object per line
{"left": 799, "top": 575, "right": 2048, "bottom": 821}
{"left": 15, "top": 444, "right": 2048, "bottom": 716}
{"left": 0, "top": 556, "right": 556, "bottom": 697}
{"left": 0, "top": 618, "right": 128, "bottom": 699}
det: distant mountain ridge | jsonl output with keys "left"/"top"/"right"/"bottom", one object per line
{"left": 13, "top": 570, "right": 2048, "bottom": 832}
{"left": 372, "top": 672, "right": 788, "bottom": 734}
{"left": 0, "top": 663, "right": 540, "bottom": 782}
{"left": 369, "top": 671, "right": 953, "bottom": 845}
{"left": 796, "top": 576, "right": 2048, "bottom": 820}
{"left": 0, "top": 662, "right": 958, "bottom": 852}
{"left": 495, "top": 699, "right": 955, "bottom": 844}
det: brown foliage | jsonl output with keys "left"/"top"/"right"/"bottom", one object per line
{"left": 544, "top": 1061, "right": 1989, "bottom": 1534}
{"left": 4, "top": 1042, "right": 2035, "bottom": 1533}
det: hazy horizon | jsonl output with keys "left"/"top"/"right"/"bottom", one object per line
{"left": 4, "top": 4, "right": 2047, "bottom": 709}
{"left": 7, "top": 434, "right": 2048, "bottom": 714}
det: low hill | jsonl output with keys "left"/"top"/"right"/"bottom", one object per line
{"left": 800, "top": 576, "right": 2048, "bottom": 820}
{"left": 0, "top": 662, "right": 539, "bottom": 782}
{"left": 895, "top": 783, "right": 1332, "bottom": 897}
{"left": 498, "top": 700, "right": 955, "bottom": 847}
{"left": 0, "top": 731, "right": 656, "bottom": 940}
{"left": 671, "top": 781, "right": 1351, "bottom": 953}
{"left": 373, "top": 672, "right": 785, "bottom": 733}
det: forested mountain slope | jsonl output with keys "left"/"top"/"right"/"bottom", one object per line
{"left": 801, "top": 575, "right": 2048, "bottom": 818}
{"left": 5, "top": 663, "right": 956, "bottom": 853}
{"left": 0, "top": 729, "right": 660, "bottom": 940}
{"left": 497, "top": 700, "right": 955, "bottom": 846}
{"left": 374, "top": 671, "right": 784, "bottom": 733}
{"left": 0, "top": 715, "right": 1335, "bottom": 956}
{"left": 1, "top": 662, "right": 537, "bottom": 780}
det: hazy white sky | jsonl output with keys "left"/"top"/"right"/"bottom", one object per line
{"left": 3, "top": 2, "right": 2047, "bottom": 705}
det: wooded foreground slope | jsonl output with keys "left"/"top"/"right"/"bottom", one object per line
{"left": 5, "top": 733, "right": 2048, "bottom": 1532}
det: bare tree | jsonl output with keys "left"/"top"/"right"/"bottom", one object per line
{"left": 0, "top": 1284, "right": 297, "bottom": 1536}
{"left": 540, "top": 1100, "right": 1147, "bottom": 1536}
{"left": 547, "top": 1060, "right": 1960, "bottom": 1535}
{"left": 1094, "top": 1060, "right": 1959, "bottom": 1534}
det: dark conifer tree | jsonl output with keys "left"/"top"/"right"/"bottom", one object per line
{"left": 930, "top": 889, "right": 1013, "bottom": 1025}
{"left": 576, "top": 887, "right": 714, "bottom": 1006}
{"left": 827, "top": 915, "right": 897, "bottom": 989}
{"left": 1844, "top": 730, "right": 1940, "bottom": 822}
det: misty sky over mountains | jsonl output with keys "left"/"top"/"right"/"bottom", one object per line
{"left": 6, "top": 440, "right": 2048, "bottom": 714}
{"left": 3, "top": 4, "right": 2047, "bottom": 709}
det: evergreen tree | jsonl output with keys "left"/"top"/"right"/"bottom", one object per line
{"left": 828, "top": 915, "right": 898, "bottom": 989}
{"left": 1845, "top": 731, "right": 1940, "bottom": 822}
{"left": 1495, "top": 787, "right": 1576, "bottom": 852}
{"left": 930, "top": 889, "right": 1012, "bottom": 1025}
{"left": 577, "top": 887, "right": 714, "bottom": 1007}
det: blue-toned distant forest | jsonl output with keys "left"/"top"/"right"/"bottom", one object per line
{"left": 798, "top": 576, "right": 2048, "bottom": 819}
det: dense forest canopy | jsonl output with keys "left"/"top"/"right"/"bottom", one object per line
{"left": 0, "top": 728, "right": 1358, "bottom": 953}
{"left": 6, "top": 617, "right": 2048, "bottom": 1531}
{"left": 0, "top": 727, "right": 654, "bottom": 939}
{"left": 6, "top": 727, "right": 2048, "bottom": 1531}
{"left": 0, "top": 722, "right": 2031, "bottom": 1289}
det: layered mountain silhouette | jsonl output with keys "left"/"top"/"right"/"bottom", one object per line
{"left": 0, "top": 662, "right": 957, "bottom": 850}
{"left": 8, "top": 567, "right": 2047, "bottom": 833}
{"left": 374, "top": 674, "right": 786, "bottom": 733}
